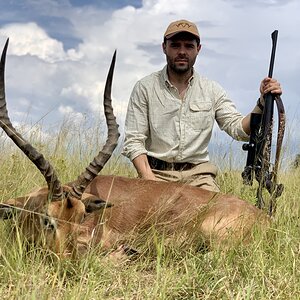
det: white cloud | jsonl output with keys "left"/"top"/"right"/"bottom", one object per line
{"left": 0, "top": 22, "right": 83, "bottom": 63}
{"left": 58, "top": 104, "right": 85, "bottom": 122}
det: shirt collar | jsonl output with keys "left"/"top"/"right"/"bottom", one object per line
{"left": 162, "top": 65, "right": 195, "bottom": 88}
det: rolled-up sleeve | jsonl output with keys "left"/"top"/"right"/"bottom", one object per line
{"left": 213, "top": 82, "right": 249, "bottom": 141}
{"left": 122, "top": 81, "right": 149, "bottom": 161}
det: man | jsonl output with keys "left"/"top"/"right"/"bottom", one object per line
{"left": 122, "top": 19, "right": 282, "bottom": 192}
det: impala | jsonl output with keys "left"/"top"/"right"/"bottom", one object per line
{"left": 0, "top": 39, "right": 267, "bottom": 258}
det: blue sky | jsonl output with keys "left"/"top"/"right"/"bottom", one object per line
{"left": 0, "top": 0, "right": 299, "bottom": 167}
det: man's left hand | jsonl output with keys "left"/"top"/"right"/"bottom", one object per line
{"left": 260, "top": 77, "right": 282, "bottom": 96}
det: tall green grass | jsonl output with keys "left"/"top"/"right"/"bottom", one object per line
{"left": 0, "top": 121, "right": 299, "bottom": 299}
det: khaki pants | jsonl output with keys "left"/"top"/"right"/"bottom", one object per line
{"left": 152, "top": 161, "right": 220, "bottom": 192}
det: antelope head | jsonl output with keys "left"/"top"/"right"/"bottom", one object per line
{"left": 0, "top": 39, "right": 119, "bottom": 257}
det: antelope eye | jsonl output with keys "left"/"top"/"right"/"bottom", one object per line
{"left": 42, "top": 215, "right": 56, "bottom": 231}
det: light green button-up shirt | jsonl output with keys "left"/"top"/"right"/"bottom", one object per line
{"left": 123, "top": 66, "right": 249, "bottom": 164}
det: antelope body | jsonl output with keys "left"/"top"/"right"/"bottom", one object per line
{"left": 0, "top": 39, "right": 267, "bottom": 258}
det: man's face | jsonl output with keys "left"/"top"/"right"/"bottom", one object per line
{"left": 163, "top": 34, "right": 201, "bottom": 74}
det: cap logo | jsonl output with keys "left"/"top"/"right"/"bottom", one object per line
{"left": 176, "top": 22, "right": 192, "bottom": 28}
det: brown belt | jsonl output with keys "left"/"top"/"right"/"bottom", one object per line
{"left": 147, "top": 156, "right": 196, "bottom": 171}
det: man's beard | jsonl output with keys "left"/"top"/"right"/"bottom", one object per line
{"left": 167, "top": 56, "right": 196, "bottom": 74}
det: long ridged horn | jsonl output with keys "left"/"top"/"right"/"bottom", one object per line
{"left": 0, "top": 39, "right": 63, "bottom": 201}
{"left": 70, "top": 51, "right": 120, "bottom": 198}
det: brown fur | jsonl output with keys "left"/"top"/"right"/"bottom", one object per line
{"left": 1, "top": 174, "right": 268, "bottom": 257}
{"left": 85, "top": 176, "right": 268, "bottom": 248}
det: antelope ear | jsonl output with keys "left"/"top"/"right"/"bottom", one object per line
{"left": 66, "top": 197, "right": 73, "bottom": 209}
{"left": 84, "top": 199, "right": 113, "bottom": 213}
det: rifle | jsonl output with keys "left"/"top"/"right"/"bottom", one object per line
{"left": 241, "top": 30, "right": 285, "bottom": 216}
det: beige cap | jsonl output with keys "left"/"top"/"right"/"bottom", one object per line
{"left": 164, "top": 19, "right": 200, "bottom": 40}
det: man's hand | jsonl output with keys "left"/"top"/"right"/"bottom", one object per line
{"left": 260, "top": 77, "right": 282, "bottom": 96}
{"left": 132, "top": 154, "right": 157, "bottom": 181}
{"left": 243, "top": 77, "right": 283, "bottom": 135}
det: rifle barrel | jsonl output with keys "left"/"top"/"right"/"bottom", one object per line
{"left": 268, "top": 30, "right": 278, "bottom": 78}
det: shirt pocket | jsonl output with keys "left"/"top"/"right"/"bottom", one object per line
{"left": 189, "top": 102, "right": 213, "bottom": 131}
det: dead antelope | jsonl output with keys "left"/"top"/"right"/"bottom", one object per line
{"left": 0, "top": 39, "right": 267, "bottom": 258}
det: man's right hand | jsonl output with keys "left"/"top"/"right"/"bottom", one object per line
{"left": 132, "top": 154, "right": 157, "bottom": 180}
